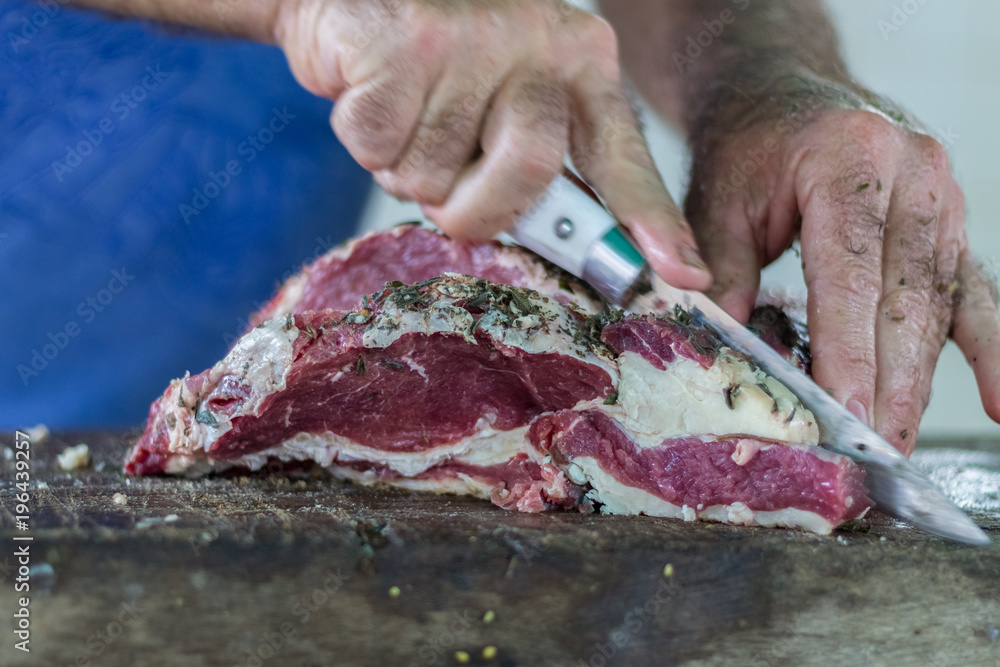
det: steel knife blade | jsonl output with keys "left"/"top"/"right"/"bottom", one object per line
{"left": 511, "top": 174, "right": 990, "bottom": 545}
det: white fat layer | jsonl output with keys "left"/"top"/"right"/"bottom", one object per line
{"left": 194, "top": 422, "right": 534, "bottom": 478}
{"left": 570, "top": 456, "right": 840, "bottom": 534}
{"left": 606, "top": 350, "right": 818, "bottom": 448}
{"left": 330, "top": 466, "right": 495, "bottom": 501}
{"left": 164, "top": 317, "right": 299, "bottom": 459}
{"left": 361, "top": 274, "right": 617, "bottom": 380}
{"left": 212, "top": 316, "right": 300, "bottom": 408}
{"left": 265, "top": 273, "right": 306, "bottom": 321}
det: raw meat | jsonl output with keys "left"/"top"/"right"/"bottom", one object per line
{"left": 249, "top": 223, "right": 603, "bottom": 327}
{"left": 126, "top": 228, "right": 869, "bottom": 534}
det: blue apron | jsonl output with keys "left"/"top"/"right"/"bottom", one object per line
{"left": 0, "top": 2, "right": 371, "bottom": 428}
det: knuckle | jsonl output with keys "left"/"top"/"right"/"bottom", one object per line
{"left": 911, "top": 133, "right": 952, "bottom": 176}
{"left": 444, "top": 95, "right": 484, "bottom": 133}
{"left": 894, "top": 233, "right": 939, "bottom": 290}
{"left": 879, "top": 286, "right": 932, "bottom": 332}
{"left": 949, "top": 182, "right": 967, "bottom": 220}
{"left": 377, "top": 151, "right": 454, "bottom": 204}
{"left": 512, "top": 75, "right": 569, "bottom": 133}
{"left": 833, "top": 110, "right": 899, "bottom": 148}
{"left": 512, "top": 142, "right": 564, "bottom": 184}
{"left": 821, "top": 185, "right": 887, "bottom": 257}
{"left": 821, "top": 264, "right": 882, "bottom": 304}
{"left": 882, "top": 393, "right": 926, "bottom": 432}
{"left": 334, "top": 84, "right": 410, "bottom": 170}
{"left": 814, "top": 339, "right": 877, "bottom": 383}
{"left": 400, "top": 6, "right": 448, "bottom": 60}
{"left": 838, "top": 216, "right": 885, "bottom": 257}
{"left": 881, "top": 393, "right": 925, "bottom": 454}
{"left": 423, "top": 112, "right": 480, "bottom": 167}
{"left": 574, "top": 13, "right": 620, "bottom": 74}
{"left": 827, "top": 155, "right": 886, "bottom": 203}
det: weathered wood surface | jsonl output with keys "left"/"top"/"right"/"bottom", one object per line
{"left": 1, "top": 430, "right": 999, "bottom": 667}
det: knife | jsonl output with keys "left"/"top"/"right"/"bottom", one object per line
{"left": 511, "top": 173, "right": 990, "bottom": 545}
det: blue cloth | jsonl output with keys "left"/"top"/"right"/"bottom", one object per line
{"left": 0, "top": 2, "right": 371, "bottom": 428}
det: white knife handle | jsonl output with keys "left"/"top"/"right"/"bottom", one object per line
{"left": 511, "top": 175, "right": 646, "bottom": 305}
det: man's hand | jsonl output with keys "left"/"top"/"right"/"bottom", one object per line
{"left": 69, "top": 0, "right": 711, "bottom": 289}
{"left": 603, "top": 0, "right": 1000, "bottom": 454}
{"left": 274, "top": 0, "right": 711, "bottom": 289}
{"left": 686, "top": 106, "right": 1000, "bottom": 455}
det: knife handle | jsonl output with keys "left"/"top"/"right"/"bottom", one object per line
{"left": 511, "top": 174, "right": 647, "bottom": 305}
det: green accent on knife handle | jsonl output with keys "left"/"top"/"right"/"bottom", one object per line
{"left": 600, "top": 227, "right": 645, "bottom": 269}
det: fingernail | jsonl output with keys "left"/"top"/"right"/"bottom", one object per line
{"left": 846, "top": 399, "right": 869, "bottom": 426}
{"left": 681, "top": 245, "right": 708, "bottom": 271}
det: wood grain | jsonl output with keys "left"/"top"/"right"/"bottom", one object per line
{"left": 1, "top": 431, "right": 998, "bottom": 666}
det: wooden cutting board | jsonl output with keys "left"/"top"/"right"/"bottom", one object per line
{"left": 1, "top": 430, "right": 998, "bottom": 667}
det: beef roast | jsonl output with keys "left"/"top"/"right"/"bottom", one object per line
{"left": 126, "top": 229, "right": 870, "bottom": 534}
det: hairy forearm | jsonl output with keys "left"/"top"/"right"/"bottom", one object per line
{"left": 67, "top": 0, "right": 281, "bottom": 43}
{"left": 600, "top": 0, "right": 854, "bottom": 138}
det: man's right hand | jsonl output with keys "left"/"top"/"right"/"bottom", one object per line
{"left": 274, "top": 0, "right": 712, "bottom": 290}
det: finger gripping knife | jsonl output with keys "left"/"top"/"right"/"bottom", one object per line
{"left": 511, "top": 173, "right": 989, "bottom": 545}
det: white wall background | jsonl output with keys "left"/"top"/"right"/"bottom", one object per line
{"left": 357, "top": 0, "right": 1000, "bottom": 438}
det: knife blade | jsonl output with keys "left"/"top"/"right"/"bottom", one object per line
{"left": 511, "top": 173, "right": 990, "bottom": 545}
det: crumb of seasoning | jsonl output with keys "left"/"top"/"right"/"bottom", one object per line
{"left": 57, "top": 444, "right": 91, "bottom": 471}
{"left": 113, "top": 493, "right": 128, "bottom": 506}
{"left": 482, "top": 610, "right": 496, "bottom": 624}
{"left": 663, "top": 563, "right": 674, "bottom": 578}
{"left": 482, "top": 646, "right": 498, "bottom": 660}
{"left": 388, "top": 586, "right": 401, "bottom": 598}
{"left": 455, "top": 651, "right": 470, "bottom": 663}
{"left": 25, "top": 423, "right": 49, "bottom": 443}
{"left": 857, "top": 182, "right": 869, "bottom": 192}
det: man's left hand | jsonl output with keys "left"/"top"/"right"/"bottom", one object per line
{"left": 686, "top": 106, "right": 1000, "bottom": 455}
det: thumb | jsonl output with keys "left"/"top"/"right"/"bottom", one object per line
{"left": 567, "top": 68, "right": 712, "bottom": 291}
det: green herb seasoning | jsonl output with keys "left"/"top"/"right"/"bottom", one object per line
{"left": 194, "top": 401, "right": 218, "bottom": 426}
{"left": 723, "top": 384, "right": 742, "bottom": 410}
